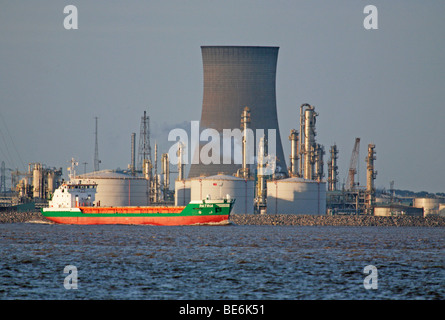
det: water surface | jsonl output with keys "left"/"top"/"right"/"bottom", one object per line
{"left": 0, "top": 223, "right": 443, "bottom": 299}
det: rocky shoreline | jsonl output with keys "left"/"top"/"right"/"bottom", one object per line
{"left": 230, "top": 214, "right": 445, "bottom": 227}
{"left": 1, "top": 210, "right": 445, "bottom": 227}
{"left": 0, "top": 210, "right": 50, "bottom": 224}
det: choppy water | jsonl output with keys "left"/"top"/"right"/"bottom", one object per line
{"left": 0, "top": 223, "right": 443, "bottom": 300}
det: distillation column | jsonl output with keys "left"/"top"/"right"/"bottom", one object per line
{"left": 299, "top": 104, "right": 318, "bottom": 180}
{"left": 240, "top": 106, "right": 251, "bottom": 179}
{"left": 314, "top": 144, "right": 325, "bottom": 182}
{"left": 365, "top": 144, "right": 377, "bottom": 214}
{"left": 256, "top": 136, "right": 267, "bottom": 214}
{"left": 153, "top": 143, "right": 159, "bottom": 203}
{"left": 142, "top": 159, "right": 150, "bottom": 205}
{"left": 162, "top": 153, "right": 170, "bottom": 201}
{"left": 288, "top": 129, "right": 299, "bottom": 177}
{"left": 328, "top": 145, "right": 339, "bottom": 191}
{"left": 177, "top": 142, "right": 185, "bottom": 181}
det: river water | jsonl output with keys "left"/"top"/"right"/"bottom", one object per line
{"left": 0, "top": 223, "right": 443, "bottom": 300}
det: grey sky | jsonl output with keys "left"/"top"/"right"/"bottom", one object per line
{"left": 0, "top": 1, "right": 444, "bottom": 193}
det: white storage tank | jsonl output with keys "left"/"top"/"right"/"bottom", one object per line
{"left": 75, "top": 170, "right": 150, "bottom": 207}
{"left": 33, "top": 163, "right": 43, "bottom": 199}
{"left": 267, "top": 177, "right": 326, "bottom": 214}
{"left": 439, "top": 204, "right": 445, "bottom": 217}
{"left": 413, "top": 198, "right": 443, "bottom": 216}
{"left": 175, "top": 179, "right": 191, "bottom": 206}
{"left": 374, "top": 204, "right": 423, "bottom": 217}
{"left": 190, "top": 174, "right": 254, "bottom": 214}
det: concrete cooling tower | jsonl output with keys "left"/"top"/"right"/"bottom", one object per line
{"left": 188, "top": 46, "right": 288, "bottom": 178}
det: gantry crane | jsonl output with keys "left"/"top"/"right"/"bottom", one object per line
{"left": 346, "top": 138, "right": 360, "bottom": 190}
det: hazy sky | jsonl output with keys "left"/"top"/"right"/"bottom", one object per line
{"left": 0, "top": 1, "right": 444, "bottom": 193}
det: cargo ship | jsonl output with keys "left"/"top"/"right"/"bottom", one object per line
{"left": 41, "top": 180, "right": 234, "bottom": 225}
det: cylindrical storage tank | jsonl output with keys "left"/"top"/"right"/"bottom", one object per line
{"left": 190, "top": 174, "right": 254, "bottom": 214}
{"left": 375, "top": 196, "right": 391, "bottom": 204}
{"left": 438, "top": 204, "right": 445, "bottom": 217}
{"left": 175, "top": 179, "right": 191, "bottom": 206}
{"left": 75, "top": 170, "right": 150, "bottom": 207}
{"left": 33, "top": 163, "right": 43, "bottom": 198}
{"left": 374, "top": 204, "right": 423, "bottom": 217}
{"left": 267, "top": 177, "right": 326, "bottom": 214}
{"left": 19, "top": 178, "right": 27, "bottom": 197}
{"left": 47, "top": 171, "right": 55, "bottom": 196}
{"left": 374, "top": 206, "right": 391, "bottom": 217}
{"left": 413, "top": 198, "right": 442, "bottom": 216}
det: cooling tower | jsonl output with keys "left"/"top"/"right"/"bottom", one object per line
{"left": 188, "top": 46, "right": 288, "bottom": 178}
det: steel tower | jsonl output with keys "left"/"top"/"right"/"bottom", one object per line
{"left": 94, "top": 117, "right": 100, "bottom": 172}
{"left": 137, "top": 110, "right": 152, "bottom": 172}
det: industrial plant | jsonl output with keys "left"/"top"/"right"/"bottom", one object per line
{"left": 1, "top": 46, "right": 444, "bottom": 217}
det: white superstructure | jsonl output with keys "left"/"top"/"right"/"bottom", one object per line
{"left": 48, "top": 180, "right": 96, "bottom": 209}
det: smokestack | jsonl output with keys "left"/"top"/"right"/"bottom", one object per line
{"left": 131, "top": 133, "right": 136, "bottom": 175}
{"left": 188, "top": 46, "right": 288, "bottom": 178}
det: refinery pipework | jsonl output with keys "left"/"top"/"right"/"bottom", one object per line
{"left": 299, "top": 104, "right": 319, "bottom": 180}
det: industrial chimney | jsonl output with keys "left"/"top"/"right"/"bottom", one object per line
{"left": 188, "top": 46, "right": 288, "bottom": 178}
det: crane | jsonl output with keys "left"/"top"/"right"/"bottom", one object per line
{"left": 346, "top": 138, "right": 360, "bottom": 190}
